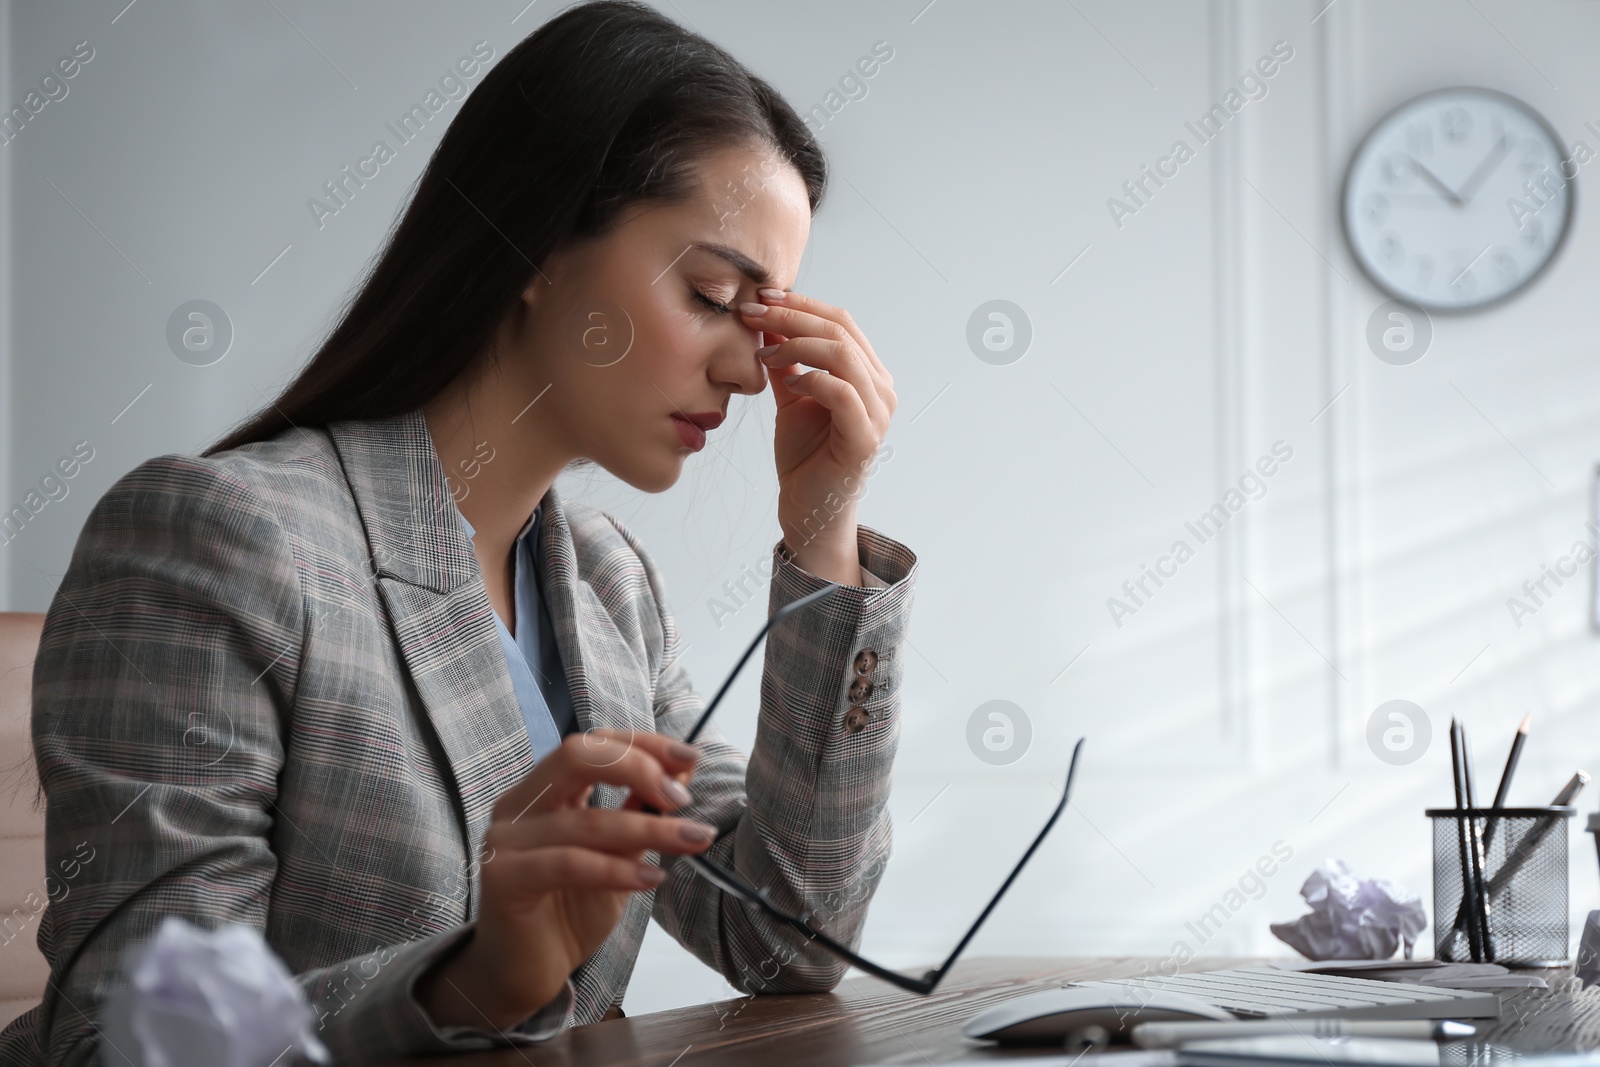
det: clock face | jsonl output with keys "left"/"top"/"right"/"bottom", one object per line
{"left": 1342, "top": 88, "right": 1573, "bottom": 312}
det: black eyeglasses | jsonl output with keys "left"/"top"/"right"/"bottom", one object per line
{"left": 648, "top": 582, "right": 1086, "bottom": 996}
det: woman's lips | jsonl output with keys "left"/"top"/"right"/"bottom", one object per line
{"left": 671, "top": 415, "right": 707, "bottom": 452}
{"left": 670, "top": 410, "right": 723, "bottom": 453}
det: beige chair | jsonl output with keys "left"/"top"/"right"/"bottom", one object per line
{"left": 0, "top": 613, "right": 48, "bottom": 1028}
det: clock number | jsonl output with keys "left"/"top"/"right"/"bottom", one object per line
{"left": 1363, "top": 193, "right": 1390, "bottom": 226}
{"left": 1494, "top": 253, "right": 1518, "bottom": 284}
{"left": 1380, "top": 232, "right": 1404, "bottom": 264}
{"left": 1521, "top": 218, "right": 1544, "bottom": 248}
{"left": 1518, "top": 135, "right": 1547, "bottom": 174}
{"left": 1440, "top": 106, "right": 1472, "bottom": 142}
{"left": 1380, "top": 154, "right": 1415, "bottom": 188}
{"left": 1414, "top": 255, "right": 1435, "bottom": 289}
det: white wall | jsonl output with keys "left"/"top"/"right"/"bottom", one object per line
{"left": 5, "top": 0, "right": 1600, "bottom": 1017}
{"left": 1, "top": 0, "right": 13, "bottom": 611}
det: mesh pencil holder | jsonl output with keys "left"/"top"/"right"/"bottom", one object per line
{"left": 1426, "top": 806, "right": 1575, "bottom": 966}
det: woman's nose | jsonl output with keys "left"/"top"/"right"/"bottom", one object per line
{"left": 715, "top": 335, "right": 769, "bottom": 396}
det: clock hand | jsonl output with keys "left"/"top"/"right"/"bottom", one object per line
{"left": 1455, "top": 134, "right": 1511, "bottom": 204}
{"left": 1406, "top": 155, "right": 1464, "bottom": 206}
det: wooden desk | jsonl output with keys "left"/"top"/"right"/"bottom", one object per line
{"left": 383, "top": 956, "right": 1600, "bottom": 1067}
{"left": 383, "top": 957, "right": 1249, "bottom": 1066}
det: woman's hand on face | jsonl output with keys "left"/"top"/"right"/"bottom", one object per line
{"left": 416, "top": 730, "right": 712, "bottom": 1029}
{"left": 740, "top": 290, "right": 896, "bottom": 585}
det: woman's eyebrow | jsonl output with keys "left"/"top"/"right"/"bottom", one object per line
{"left": 691, "top": 241, "right": 773, "bottom": 287}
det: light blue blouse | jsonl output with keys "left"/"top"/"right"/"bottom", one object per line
{"left": 456, "top": 504, "right": 577, "bottom": 761}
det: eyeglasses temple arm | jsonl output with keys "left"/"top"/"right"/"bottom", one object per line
{"left": 768, "top": 912, "right": 939, "bottom": 994}
{"left": 665, "top": 576, "right": 1084, "bottom": 999}
{"left": 683, "top": 851, "right": 939, "bottom": 994}
{"left": 919, "top": 736, "right": 1085, "bottom": 988}
{"left": 683, "top": 582, "right": 837, "bottom": 744}
{"left": 686, "top": 737, "right": 1085, "bottom": 997}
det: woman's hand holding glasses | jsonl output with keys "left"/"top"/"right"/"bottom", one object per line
{"left": 417, "top": 730, "right": 710, "bottom": 1031}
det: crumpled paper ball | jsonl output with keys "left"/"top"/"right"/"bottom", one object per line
{"left": 101, "top": 916, "right": 330, "bottom": 1067}
{"left": 1270, "top": 859, "right": 1428, "bottom": 960}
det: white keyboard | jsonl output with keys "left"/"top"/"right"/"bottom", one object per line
{"left": 1076, "top": 968, "right": 1501, "bottom": 1020}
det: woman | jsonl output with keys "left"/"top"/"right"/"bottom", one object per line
{"left": 1, "top": 3, "right": 916, "bottom": 1063}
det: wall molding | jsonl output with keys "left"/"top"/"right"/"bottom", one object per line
{"left": 1320, "top": 0, "right": 1367, "bottom": 768}
{"left": 1210, "top": 0, "right": 1253, "bottom": 762}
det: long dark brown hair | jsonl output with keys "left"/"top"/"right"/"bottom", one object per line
{"left": 208, "top": 0, "right": 826, "bottom": 455}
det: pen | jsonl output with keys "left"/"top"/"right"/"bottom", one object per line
{"left": 1484, "top": 770, "right": 1590, "bottom": 899}
{"left": 1131, "top": 1020, "right": 1477, "bottom": 1049}
{"left": 1552, "top": 770, "right": 1590, "bottom": 807}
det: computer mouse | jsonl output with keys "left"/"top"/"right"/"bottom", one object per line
{"left": 963, "top": 984, "right": 1235, "bottom": 1045}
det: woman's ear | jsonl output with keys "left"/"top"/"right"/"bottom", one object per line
{"left": 521, "top": 276, "right": 545, "bottom": 307}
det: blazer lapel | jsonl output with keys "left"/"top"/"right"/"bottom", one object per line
{"left": 328, "top": 409, "right": 656, "bottom": 831}
{"left": 327, "top": 411, "right": 534, "bottom": 872}
{"left": 537, "top": 484, "right": 656, "bottom": 811}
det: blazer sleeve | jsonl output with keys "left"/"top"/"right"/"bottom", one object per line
{"left": 643, "top": 525, "right": 919, "bottom": 992}
{"left": 22, "top": 456, "right": 560, "bottom": 1067}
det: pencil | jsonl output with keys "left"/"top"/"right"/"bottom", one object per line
{"left": 1459, "top": 721, "right": 1495, "bottom": 961}
{"left": 1449, "top": 719, "right": 1485, "bottom": 962}
{"left": 1491, "top": 713, "right": 1531, "bottom": 808}
{"left": 1447, "top": 713, "right": 1530, "bottom": 952}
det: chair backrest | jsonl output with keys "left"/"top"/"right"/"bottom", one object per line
{"left": 0, "top": 612, "right": 48, "bottom": 1028}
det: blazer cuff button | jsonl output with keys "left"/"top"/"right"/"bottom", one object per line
{"left": 852, "top": 648, "right": 878, "bottom": 676}
{"left": 843, "top": 705, "right": 870, "bottom": 734}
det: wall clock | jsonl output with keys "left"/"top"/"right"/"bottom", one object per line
{"left": 1342, "top": 87, "right": 1573, "bottom": 312}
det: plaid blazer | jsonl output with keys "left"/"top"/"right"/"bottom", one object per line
{"left": 1, "top": 408, "right": 918, "bottom": 1065}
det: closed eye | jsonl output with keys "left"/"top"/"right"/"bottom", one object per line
{"left": 692, "top": 289, "right": 735, "bottom": 314}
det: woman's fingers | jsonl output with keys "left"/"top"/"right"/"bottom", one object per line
{"left": 761, "top": 336, "right": 890, "bottom": 429}
{"left": 620, "top": 760, "right": 697, "bottom": 812}
{"left": 758, "top": 288, "right": 892, "bottom": 386}
{"left": 742, "top": 303, "right": 886, "bottom": 419}
{"left": 491, "top": 806, "right": 718, "bottom": 857}
{"left": 495, "top": 846, "right": 668, "bottom": 894}
{"left": 744, "top": 298, "right": 894, "bottom": 432}
{"left": 778, "top": 369, "right": 878, "bottom": 457}
{"left": 493, "top": 730, "right": 700, "bottom": 822}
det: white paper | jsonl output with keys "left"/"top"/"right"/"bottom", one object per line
{"left": 1269, "top": 859, "right": 1428, "bottom": 961}
{"left": 101, "top": 916, "right": 330, "bottom": 1067}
